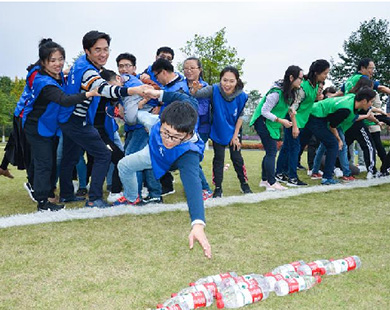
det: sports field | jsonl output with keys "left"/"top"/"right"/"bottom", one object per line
{"left": 1, "top": 146, "right": 389, "bottom": 309}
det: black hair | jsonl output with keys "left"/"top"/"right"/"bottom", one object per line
{"left": 349, "top": 77, "right": 373, "bottom": 94}
{"left": 100, "top": 69, "right": 118, "bottom": 82}
{"left": 82, "top": 30, "right": 111, "bottom": 51}
{"left": 304, "top": 59, "right": 330, "bottom": 86}
{"left": 26, "top": 60, "right": 40, "bottom": 72}
{"left": 282, "top": 65, "right": 302, "bottom": 103}
{"left": 38, "top": 38, "right": 65, "bottom": 65}
{"left": 355, "top": 86, "right": 376, "bottom": 102}
{"left": 160, "top": 101, "right": 198, "bottom": 134}
{"left": 219, "top": 66, "right": 244, "bottom": 90}
{"left": 151, "top": 58, "right": 174, "bottom": 74}
{"left": 156, "top": 46, "right": 174, "bottom": 59}
{"left": 357, "top": 58, "right": 373, "bottom": 71}
{"left": 184, "top": 57, "right": 204, "bottom": 80}
{"left": 116, "top": 53, "right": 136, "bottom": 66}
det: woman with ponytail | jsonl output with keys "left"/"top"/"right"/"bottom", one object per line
{"left": 23, "top": 38, "right": 100, "bottom": 211}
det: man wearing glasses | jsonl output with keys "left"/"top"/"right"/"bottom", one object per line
{"left": 58, "top": 30, "right": 150, "bottom": 208}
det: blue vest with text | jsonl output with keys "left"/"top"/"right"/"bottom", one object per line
{"left": 149, "top": 122, "right": 204, "bottom": 180}
{"left": 210, "top": 84, "right": 247, "bottom": 145}
{"left": 59, "top": 55, "right": 100, "bottom": 124}
{"left": 14, "top": 65, "right": 40, "bottom": 117}
{"left": 23, "top": 72, "right": 64, "bottom": 137}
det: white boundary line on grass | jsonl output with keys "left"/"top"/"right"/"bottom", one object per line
{"left": 1, "top": 177, "right": 389, "bottom": 229}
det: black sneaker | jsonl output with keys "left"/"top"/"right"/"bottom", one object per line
{"left": 287, "top": 177, "right": 307, "bottom": 186}
{"left": 213, "top": 187, "right": 223, "bottom": 198}
{"left": 161, "top": 187, "right": 175, "bottom": 197}
{"left": 76, "top": 188, "right": 88, "bottom": 197}
{"left": 60, "top": 196, "right": 86, "bottom": 203}
{"left": 142, "top": 196, "right": 163, "bottom": 204}
{"left": 240, "top": 183, "right": 253, "bottom": 194}
{"left": 275, "top": 173, "right": 289, "bottom": 184}
{"left": 37, "top": 201, "right": 65, "bottom": 212}
{"left": 24, "top": 182, "right": 37, "bottom": 202}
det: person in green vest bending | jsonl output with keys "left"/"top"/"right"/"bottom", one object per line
{"left": 250, "top": 65, "right": 303, "bottom": 191}
{"left": 305, "top": 86, "right": 377, "bottom": 185}
{"left": 275, "top": 59, "right": 330, "bottom": 187}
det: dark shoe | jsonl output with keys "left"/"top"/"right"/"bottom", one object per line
{"left": 213, "top": 187, "right": 223, "bottom": 198}
{"left": 161, "top": 187, "right": 175, "bottom": 197}
{"left": 24, "top": 182, "right": 37, "bottom": 202}
{"left": 0, "top": 167, "right": 14, "bottom": 179}
{"left": 76, "top": 188, "right": 88, "bottom": 197}
{"left": 111, "top": 196, "right": 144, "bottom": 206}
{"left": 142, "top": 196, "right": 163, "bottom": 204}
{"left": 37, "top": 201, "right": 65, "bottom": 212}
{"left": 240, "top": 183, "right": 253, "bottom": 194}
{"left": 275, "top": 173, "right": 289, "bottom": 184}
{"left": 287, "top": 177, "right": 307, "bottom": 186}
{"left": 297, "top": 163, "right": 306, "bottom": 170}
{"left": 60, "top": 196, "right": 86, "bottom": 203}
{"left": 85, "top": 199, "right": 111, "bottom": 208}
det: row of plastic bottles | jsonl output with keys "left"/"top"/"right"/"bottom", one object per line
{"left": 153, "top": 255, "right": 361, "bottom": 309}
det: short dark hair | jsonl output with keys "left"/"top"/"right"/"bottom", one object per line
{"left": 355, "top": 86, "right": 376, "bottom": 102}
{"left": 82, "top": 30, "right": 111, "bottom": 51}
{"left": 116, "top": 53, "right": 136, "bottom": 66}
{"left": 100, "top": 69, "right": 118, "bottom": 82}
{"left": 160, "top": 101, "right": 198, "bottom": 134}
{"left": 38, "top": 38, "right": 65, "bottom": 64}
{"left": 358, "top": 58, "right": 373, "bottom": 71}
{"left": 156, "top": 46, "right": 174, "bottom": 59}
{"left": 323, "top": 86, "right": 336, "bottom": 98}
{"left": 151, "top": 58, "right": 174, "bottom": 74}
{"left": 219, "top": 66, "right": 244, "bottom": 90}
{"left": 349, "top": 77, "right": 373, "bottom": 94}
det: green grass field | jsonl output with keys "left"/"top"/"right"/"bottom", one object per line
{"left": 1, "top": 145, "right": 389, "bottom": 309}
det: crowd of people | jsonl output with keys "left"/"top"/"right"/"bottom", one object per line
{"left": 1, "top": 30, "right": 390, "bottom": 259}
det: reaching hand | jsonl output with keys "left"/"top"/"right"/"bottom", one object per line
{"left": 190, "top": 81, "right": 202, "bottom": 95}
{"left": 143, "top": 88, "right": 161, "bottom": 99}
{"left": 229, "top": 136, "right": 241, "bottom": 151}
{"left": 189, "top": 224, "right": 212, "bottom": 259}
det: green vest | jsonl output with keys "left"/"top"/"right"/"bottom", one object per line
{"left": 296, "top": 79, "right": 318, "bottom": 128}
{"left": 311, "top": 94, "right": 357, "bottom": 132}
{"left": 250, "top": 88, "right": 289, "bottom": 139}
{"left": 344, "top": 73, "right": 362, "bottom": 94}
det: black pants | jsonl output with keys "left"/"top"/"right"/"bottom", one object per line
{"left": 370, "top": 131, "right": 387, "bottom": 172}
{"left": 212, "top": 136, "right": 248, "bottom": 188}
{"left": 86, "top": 129, "right": 124, "bottom": 194}
{"left": 345, "top": 121, "right": 376, "bottom": 174}
{"left": 24, "top": 121, "right": 58, "bottom": 203}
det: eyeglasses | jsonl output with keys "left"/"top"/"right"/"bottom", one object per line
{"left": 91, "top": 47, "right": 111, "bottom": 55}
{"left": 160, "top": 129, "right": 186, "bottom": 143}
{"left": 183, "top": 67, "right": 200, "bottom": 72}
{"left": 118, "top": 63, "right": 134, "bottom": 69}
{"left": 154, "top": 71, "right": 162, "bottom": 78}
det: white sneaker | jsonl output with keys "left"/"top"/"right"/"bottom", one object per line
{"left": 307, "top": 170, "right": 312, "bottom": 176}
{"left": 107, "top": 192, "right": 123, "bottom": 203}
{"left": 358, "top": 165, "right": 367, "bottom": 173}
{"left": 366, "top": 172, "right": 374, "bottom": 180}
{"left": 267, "top": 182, "right": 287, "bottom": 191}
{"left": 334, "top": 167, "right": 343, "bottom": 178}
{"left": 259, "top": 180, "right": 270, "bottom": 187}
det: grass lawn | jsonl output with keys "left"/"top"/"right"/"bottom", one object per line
{"left": 0, "top": 144, "right": 389, "bottom": 309}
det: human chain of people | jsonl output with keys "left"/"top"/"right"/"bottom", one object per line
{"left": 1, "top": 30, "right": 390, "bottom": 259}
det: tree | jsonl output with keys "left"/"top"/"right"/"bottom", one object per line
{"left": 180, "top": 28, "right": 245, "bottom": 85}
{"left": 242, "top": 90, "right": 262, "bottom": 136}
{"left": 330, "top": 18, "right": 390, "bottom": 88}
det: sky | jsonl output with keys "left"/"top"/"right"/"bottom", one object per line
{"left": 1, "top": 1, "right": 390, "bottom": 94}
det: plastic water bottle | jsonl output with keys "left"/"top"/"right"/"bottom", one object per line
{"left": 264, "top": 271, "right": 300, "bottom": 292}
{"left": 271, "top": 260, "right": 306, "bottom": 274}
{"left": 297, "top": 260, "right": 329, "bottom": 276}
{"left": 218, "top": 273, "right": 269, "bottom": 292}
{"left": 155, "top": 305, "right": 189, "bottom": 310}
{"left": 162, "top": 290, "right": 213, "bottom": 309}
{"left": 216, "top": 281, "right": 269, "bottom": 308}
{"left": 194, "top": 272, "right": 238, "bottom": 286}
{"left": 175, "top": 282, "right": 218, "bottom": 298}
{"left": 274, "top": 275, "right": 321, "bottom": 296}
{"left": 323, "top": 256, "right": 361, "bottom": 275}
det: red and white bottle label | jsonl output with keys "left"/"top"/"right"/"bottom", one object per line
{"left": 191, "top": 292, "right": 207, "bottom": 308}
{"left": 285, "top": 278, "right": 300, "bottom": 294}
{"left": 249, "top": 286, "right": 264, "bottom": 302}
{"left": 344, "top": 257, "right": 357, "bottom": 271}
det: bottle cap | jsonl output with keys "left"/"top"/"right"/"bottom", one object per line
{"left": 156, "top": 304, "right": 163, "bottom": 309}
{"left": 319, "top": 268, "right": 326, "bottom": 275}
{"left": 171, "top": 293, "right": 177, "bottom": 297}
{"left": 189, "top": 282, "right": 195, "bottom": 286}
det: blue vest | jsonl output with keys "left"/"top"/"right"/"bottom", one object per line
{"left": 160, "top": 76, "right": 186, "bottom": 114}
{"left": 14, "top": 65, "right": 40, "bottom": 117}
{"left": 210, "top": 84, "right": 247, "bottom": 145}
{"left": 149, "top": 122, "right": 205, "bottom": 180}
{"left": 103, "top": 103, "right": 119, "bottom": 142}
{"left": 59, "top": 54, "right": 100, "bottom": 124}
{"left": 23, "top": 72, "right": 65, "bottom": 137}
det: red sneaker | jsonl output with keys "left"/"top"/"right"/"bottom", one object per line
{"left": 112, "top": 196, "right": 144, "bottom": 206}
{"left": 311, "top": 172, "right": 323, "bottom": 180}
{"left": 342, "top": 175, "right": 356, "bottom": 181}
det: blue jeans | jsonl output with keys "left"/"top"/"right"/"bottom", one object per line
{"left": 305, "top": 116, "right": 338, "bottom": 180}
{"left": 312, "top": 128, "right": 351, "bottom": 177}
{"left": 253, "top": 117, "right": 278, "bottom": 185}
{"left": 124, "top": 127, "right": 161, "bottom": 198}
